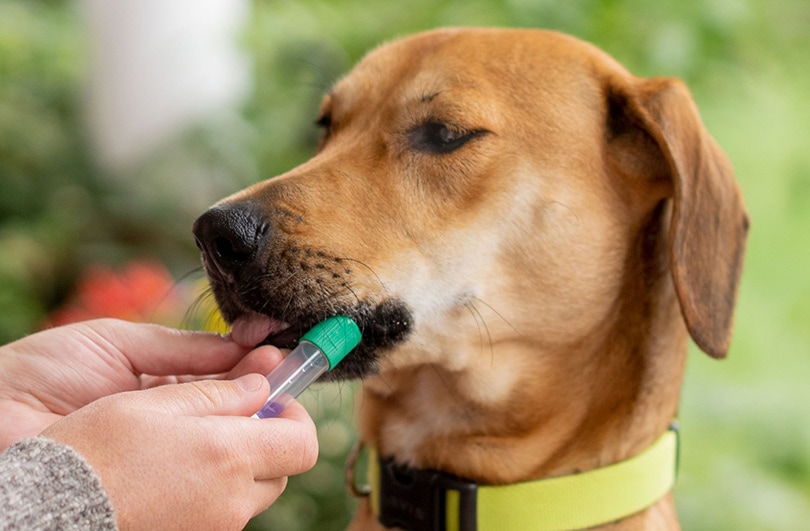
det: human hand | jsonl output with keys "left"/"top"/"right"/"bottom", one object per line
{"left": 41, "top": 373, "right": 318, "bottom": 530}
{"left": 0, "top": 318, "right": 281, "bottom": 449}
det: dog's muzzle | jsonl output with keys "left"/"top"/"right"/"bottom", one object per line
{"left": 192, "top": 200, "right": 415, "bottom": 380}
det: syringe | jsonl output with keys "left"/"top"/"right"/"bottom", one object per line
{"left": 252, "top": 315, "right": 361, "bottom": 419}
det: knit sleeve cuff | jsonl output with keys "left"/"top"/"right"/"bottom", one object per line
{"left": 0, "top": 436, "right": 117, "bottom": 530}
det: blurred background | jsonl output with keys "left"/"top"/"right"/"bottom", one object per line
{"left": 1, "top": 0, "right": 808, "bottom": 529}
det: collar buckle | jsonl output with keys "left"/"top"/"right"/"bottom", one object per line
{"left": 378, "top": 457, "right": 478, "bottom": 531}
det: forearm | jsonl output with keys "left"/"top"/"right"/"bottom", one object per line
{"left": 0, "top": 437, "right": 116, "bottom": 530}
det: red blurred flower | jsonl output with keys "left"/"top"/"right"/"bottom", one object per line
{"left": 47, "top": 260, "right": 181, "bottom": 327}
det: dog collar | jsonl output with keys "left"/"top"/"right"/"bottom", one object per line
{"left": 352, "top": 425, "right": 679, "bottom": 531}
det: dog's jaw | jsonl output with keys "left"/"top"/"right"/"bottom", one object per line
{"left": 206, "top": 267, "right": 415, "bottom": 380}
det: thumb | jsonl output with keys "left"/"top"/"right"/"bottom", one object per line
{"left": 136, "top": 374, "right": 270, "bottom": 417}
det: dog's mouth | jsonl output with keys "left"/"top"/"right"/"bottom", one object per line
{"left": 216, "top": 287, "right": 413, "bottom": 380}
{"left": 260, "top": 323, "right": 300, "bottom": 350}
{"left": 243, "top": 314, "right": 308, "bottom": 349}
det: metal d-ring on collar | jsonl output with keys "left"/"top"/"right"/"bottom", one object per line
{"left": 345, "top": 440, "right": 372, "bottom": 498}
{"left": 345, "top": 440, "right": 478, "bottom": 531}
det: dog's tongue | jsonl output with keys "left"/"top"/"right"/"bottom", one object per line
{"left": 230, "top": 313, "right": 290, "bottom": 348}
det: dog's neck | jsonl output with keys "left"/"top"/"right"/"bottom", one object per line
{"left": 357, "top": 207, "right": 688, "bottom": 486}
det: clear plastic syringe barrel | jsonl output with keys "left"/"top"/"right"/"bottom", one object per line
{"left": 252, "top": 340, "right": 329, "bottom": 419}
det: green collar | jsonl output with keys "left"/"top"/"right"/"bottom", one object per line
{"left": 361, "top": 427, "right": 679, "bottom": 531}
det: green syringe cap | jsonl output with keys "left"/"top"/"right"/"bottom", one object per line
{"left": 300, "top": 315, "right": 362, "bottom": 369}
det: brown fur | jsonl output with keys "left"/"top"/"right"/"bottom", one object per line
{"left": 196, "top": 28, "right": 748, "bottom": 529}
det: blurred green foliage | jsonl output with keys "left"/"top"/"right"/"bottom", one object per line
{"left": 2, "top": 0, "right": 809, "bottom": 529}
{"left": 0, "top": 1, "right": 257, "bottom": 340}
{"left": 0, "top": 1, "right": 90, "bottom": 337}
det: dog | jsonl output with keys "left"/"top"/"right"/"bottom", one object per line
{"left": 193, "top": 27, "right": 748, "bottom": 530}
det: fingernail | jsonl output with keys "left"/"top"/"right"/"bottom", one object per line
{"left": 235, "top": 373, "right": 264, "bottom": 392}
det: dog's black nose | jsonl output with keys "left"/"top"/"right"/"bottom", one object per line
{"left": 192, "top": 203, "right": 268, "bottom": 284}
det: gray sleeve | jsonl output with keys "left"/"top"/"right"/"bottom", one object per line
{"left": 0, "top": 437, "right": 117, "bottom": 530}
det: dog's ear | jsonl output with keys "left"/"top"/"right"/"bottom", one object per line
{"left": 605, "top": 75, "right": 749, "bottom": 358}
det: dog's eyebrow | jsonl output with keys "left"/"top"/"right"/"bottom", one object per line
{"left": 419, "top": 91, "right": 441, "bottom": 103}
{"left": 321, "top": 91, "right": 335, "bottom": 106}
{"left": 317, "top": 91, "right": 335, "bottom": 117}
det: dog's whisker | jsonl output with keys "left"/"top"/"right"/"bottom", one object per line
{"left": 238, "top": 272, "right": 279, "bottom": 298}
{"left": 369, "top": 373, "right": 397, "bottom": 397}
{"left": 464, "top": 301, "right": 495, "bottom": 367}
{"left": 145, "top": 267, "right": 204, "bottom": 328}
{"left": 183, "top": 287, "right": 220, "bottom": 331}
{"left": 174, "top": 266, "right": 206, "bottom": 285}
{"left": 463, "top": 301, "right": 487, "bottom": 357}
{"left": 335, "top": 257, "right": 388, "bottom": 295}
{"left": 428, "top": 364, "right": 467, "bottom": 410}
{"left": 288, "top": 55, "right": 341, "bottom": 93}
{"left": 471, "top": 296, "right": 520, "bottom": 336}
{"left": 334, "top": 283, "right": 363, "bottom": 308}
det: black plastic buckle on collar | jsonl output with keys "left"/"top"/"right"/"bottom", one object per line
{"left": 377, "top": 457, "right": 478, "bottom": 531}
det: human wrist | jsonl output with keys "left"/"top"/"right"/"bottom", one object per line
{"left": 0, "top": 436, "right": 117, "bottom": 529}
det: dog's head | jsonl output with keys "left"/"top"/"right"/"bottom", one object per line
{"left": 193, "top": 28, "right": 748, "bottom": 382}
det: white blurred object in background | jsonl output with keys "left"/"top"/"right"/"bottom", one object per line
{"left": 80, "top": 0, "right": 250, "bottom": 171}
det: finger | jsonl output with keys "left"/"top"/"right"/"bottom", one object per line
{"left": 82, "top": 319, "right": 249, "bottom": 376}
{"left": 276, "top": 399, "right": 316, "bottom": 427}
{"left": 133, "top": 375, "right": 271, "bottom": 417}
{"left": 237, "top": 405, "right": 319, "bottom": 480}
{"left": 140, "top": 345, "right": 286, "bottom": 388}
{"left": 139, "top": 374, "right": 193, "bottom": 388}
{"left": 226, "top": 346, "right": 286, "bottom": 380}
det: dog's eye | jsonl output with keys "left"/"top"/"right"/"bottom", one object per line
{"left": 315, "top": 113, "right": 332, "bottom": 130}
{"left": 315, "top": 114, "right": 332, "bottom": 149}
{"left": 315, "top": 113, "right": 332, "bottom": 135}
{"left": 409, "top": 122, "right": 484, "bottom": 154}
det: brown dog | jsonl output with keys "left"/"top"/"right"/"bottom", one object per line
{"left": 193, "top": 28, "right": 748, "bottom": 530}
